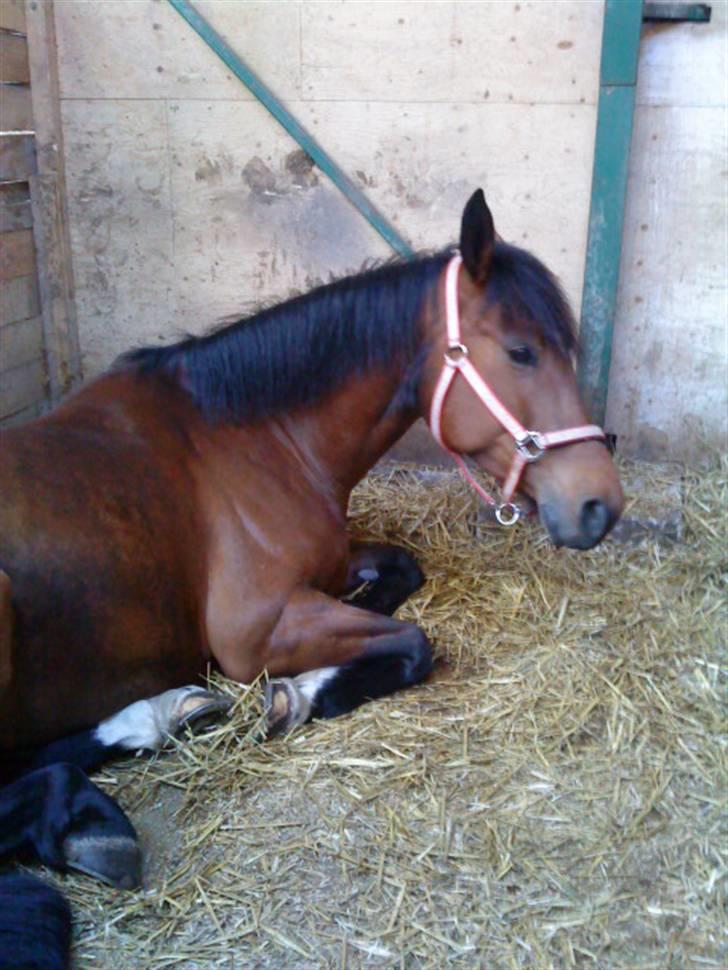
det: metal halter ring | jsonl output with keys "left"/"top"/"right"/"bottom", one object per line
{"left": 495, "top": 502, "right": 521, "bottom": 527}
{"left": 444, "top": 342, "right": 469, "bottom": 367}
{"left": 515, "top": 431, "right": 546, "bottom": 463}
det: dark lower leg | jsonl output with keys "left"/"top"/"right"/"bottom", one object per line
{"left": 0, "top": 763, "right": 141, "bottom": 889}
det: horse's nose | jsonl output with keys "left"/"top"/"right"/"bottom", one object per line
{"left": 579, "top": 499, "right": 616, "bottom": 545}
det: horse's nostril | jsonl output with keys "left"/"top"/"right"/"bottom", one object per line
{"left": 580, "top": 499, "right": 614, "bottom": 542}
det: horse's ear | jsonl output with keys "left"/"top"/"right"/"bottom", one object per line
{"left": 459, "top": 189, "right": 495, "bottom": 285}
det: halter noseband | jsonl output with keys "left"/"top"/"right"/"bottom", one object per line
{"left": 429, "top": 254, "right": 605, "bottom": 526}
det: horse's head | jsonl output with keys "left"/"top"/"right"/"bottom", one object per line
{"left": 421, "top": 189, "right": 623, "bottom": 549}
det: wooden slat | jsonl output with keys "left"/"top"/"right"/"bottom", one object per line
{"left": 0, "top": 1, "right": 27, "bottom": 33}
{"left": 1, "top": 272, "right": 39, "bottom": 324}
{"left": 0, "top": 83, "right": 33, "bottom": 130}
{"left": 0, "top": 133, "right": 36, "bottom": 180}
{"left": 26, "top": 0, "right": 81, "bottom": 398}
{"left": 0, "top": 313, "right": 43, "bottom": 369}
{"left": 0, "top": 356, "right": 46, "bottom": 417}
{"left": 0, "top": 181, "right": 31, "bottom": 230}
{"left": 0, "top": 398, "right": 43, "bottom": 427}
{"left": 0, "top": 33, "right": 29, "bottom": 84}
{"left": 0, "top": 227, "right": 35, "bottom": 280}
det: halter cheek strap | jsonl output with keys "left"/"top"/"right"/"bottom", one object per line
{"left": 429, "top": 254, "right": 605, "bottom": 526}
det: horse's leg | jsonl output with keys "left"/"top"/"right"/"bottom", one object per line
{"left": 0, "top": 872, "right": 71, "bottom": 970}
{"left": 263, "top": 590, "right": 433, "bottom": 735}
{"left": 342, "top": 542, "right": 425, "bottom": 616}
{"left": 13, "top": 686, "right": 232, "bottom": 781}
{"left": 0, "top": 763, "right": 141, "bottom": 888}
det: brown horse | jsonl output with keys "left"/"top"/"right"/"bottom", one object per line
{"left": 0, "top": 190, "right": 622, "bottom": 770}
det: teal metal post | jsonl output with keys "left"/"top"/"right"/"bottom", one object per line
{"left": 167, "top": 0, "right": 414, "bottom": 258}
{"left": 578, "top": 0, "right": 644, "bottom": 424}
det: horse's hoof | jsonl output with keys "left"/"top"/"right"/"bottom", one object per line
{"left": 264, "top": 679, "right": 311, "bottom": 738}
{"left": 174, "top": 688, "right": 233, "bottom": 738}
{"left": 62, "top": 834, "right": 142, "bottom": 890}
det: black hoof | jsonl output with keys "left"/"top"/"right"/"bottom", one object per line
{"left": 62, "top": 834, "right": 142, "bottom": 889}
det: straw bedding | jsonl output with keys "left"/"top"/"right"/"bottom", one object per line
{"left": 39, "top": 457, "right": 726, "bottom": 968}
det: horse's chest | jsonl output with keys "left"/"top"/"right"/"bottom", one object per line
{"left": 202, "top": 497, "right": 348, "bottom": 679}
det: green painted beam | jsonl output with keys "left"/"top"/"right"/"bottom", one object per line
{"left": 578, "top": 0, "right": 644, "bottom": 425}
{"left": 167, "top": 0, "right": 414, "bottom": 258}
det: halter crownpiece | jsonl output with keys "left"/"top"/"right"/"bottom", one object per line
{"left": 429, "top": 254, "right": 606, "bottom": 526}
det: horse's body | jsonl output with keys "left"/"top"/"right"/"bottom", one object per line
{"left": 1, "top": 193, "right": 623, "bottom": 762}
{"left": 0, "top": 192, "right": 623, "bottom": 962}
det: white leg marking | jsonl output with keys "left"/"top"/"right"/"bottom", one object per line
{"left": 293, "top": 666, "right": 339, "bottom": 704}
{"left": 94, "top": 686, "right": 206, "bottom": 751}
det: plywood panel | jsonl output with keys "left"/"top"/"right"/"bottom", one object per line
{"left": 61, "top": 99, "right": 174, "bottom": 374}
{"left": 637, "top": 2, "right": 727, "bottom": 107}
{"left": 0, "top": 313, "right": 43, "bottom": 369}
{"left": 302, "top": 1, "right": 603, "bottom": 104}
{"left": 0, "top": 181, "right": 32, "bottom": 231}
{"left": 165, "top": 99, "right": 594, "bottom": 343}
{"left": 0, "top": 0, "right": 27, "bottom": 33}
{"left": 0, "top": 227, "right": 34, "bottom": 280}
{"left": 0, "top": 133, "right": 35, "bottom": 180}
{"left": 0, "top": 84, "right": 33, "bottom": 130}
{"left": 55, "top": 0, "right": 302, "bottom": 101}
{"left": 0, "top": 33, "right": 29, "bottom": 84}
{"left": 0, "top": 272, "right": 39, "bottom": 324}
{"left": 607, "top": 105, "right": 727, "bottom": 459}
{"left": 0, "top": 356, "right": 46, "bottom": 416}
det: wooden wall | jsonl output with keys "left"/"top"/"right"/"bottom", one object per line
{"left": 607, "top": 3, "right": 727, "bottom": 460}
{"left": 53, "top": 0, "right": 602, "bottom": 375}
{"left": 0, "top": 0, "right": 45, "bottom": 426}
{"left": 49, "top": 1, "right": 727, "bottom": 459}
{"left": 1, "top": 0, "right": 80, "bottom": 426}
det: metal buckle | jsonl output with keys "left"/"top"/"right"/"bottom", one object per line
{"left": 495, "top": 502, "right": 520, "bottom": 526}
{"left": 515, "top": 431, "right": 545, "bottom": 462}
{"left": 444, "top": 342, "right": 469, "bottom": 367}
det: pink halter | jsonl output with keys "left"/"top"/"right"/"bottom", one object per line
{"left": 429, "top": 254, "right": 605, "bottom": 525}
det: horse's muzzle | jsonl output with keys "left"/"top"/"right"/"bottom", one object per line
{"left": 539, "top": 498, "right": 619, "bottom": 550}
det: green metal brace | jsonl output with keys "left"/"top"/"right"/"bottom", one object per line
{"left": 167, "top": 0, "right": 413, "bottom": 258}
{"left": 577, "top": 0, "right": 644, "bottom": 425}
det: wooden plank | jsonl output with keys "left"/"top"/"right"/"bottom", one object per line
{"left": 26, "top": 0, "right": 81, "bottom": 397}
{"left": 301, "top": 1, "right": 603, "bottom": 104}
{"left": 0, "top": 227, "right": 34, "bottom": 280}
{"left": 0, "top": 356, "right": 46, "bottom": 417}
{"left": 1, "top": 272, "right": 39, "bottom": 324}
{"left": 0, "top": 32, "right": 29, "bottom": 84}
{"left": 607, "top": 104, "right": 727, "bottom": 460}
{"left": 0, "top": 133, "right": 36, "bottom": 180}
{"left": 0, "top": 83, "right": 33, "bottom": 130}
{"left": 0, "top": 1, "right": 27, "bottom": 33}
{"left": 0, "top": 180, "right": 31, "bottom": 230}
{"left": 0, "top": 398, "right": 44, "bottom": 427}
{"left": 54, "top": 0, "right": 301, "bottom": 101}
{"left": 0, "top": 313, "right": 43, "bottom": 369}
{"left": 61, "top": 98, "right": 174, "bottom": 375}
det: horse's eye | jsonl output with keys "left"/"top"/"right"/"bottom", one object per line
{"left": 508, "top": 345, "right": 538, "bottom": 367}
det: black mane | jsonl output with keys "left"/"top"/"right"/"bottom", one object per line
{"left": 120, "top": 243, "right": 575, "bottom": 423}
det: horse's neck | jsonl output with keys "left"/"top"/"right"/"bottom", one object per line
{"left": 279, "top": 370, "right": 419, "bottom": 503}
